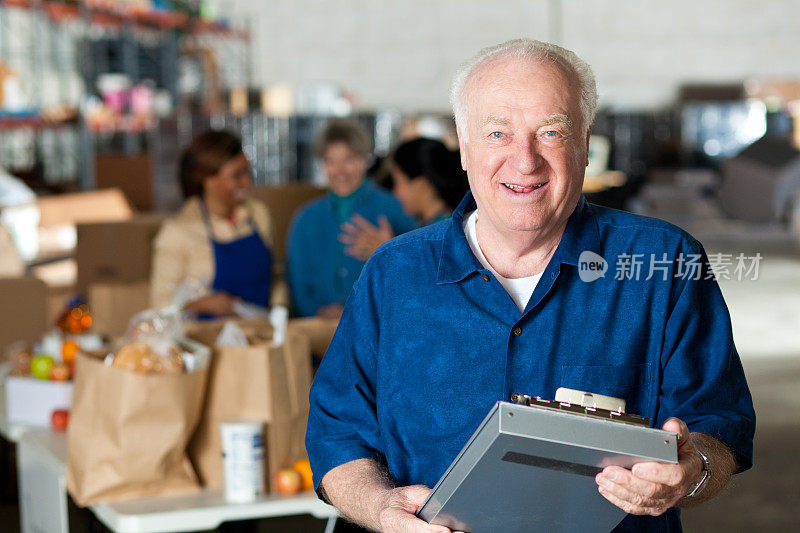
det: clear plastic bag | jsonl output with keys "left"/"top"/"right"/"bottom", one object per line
{"left": 171, "top": 277, "right": 209, "bottom": 310}
{"left": 108, "top": 307, "right": 203, "bottom": 374}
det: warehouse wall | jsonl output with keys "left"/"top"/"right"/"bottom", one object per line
{"left": 229, "top": 0, "right": 800, "bottom": 112}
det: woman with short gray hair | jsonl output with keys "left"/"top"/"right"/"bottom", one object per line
{"left": 287, "top": 119, "right": 416, "bottom": 318}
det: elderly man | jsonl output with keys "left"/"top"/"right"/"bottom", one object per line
{"left": 306, "top": 39, "right": 755, "bottom": 532}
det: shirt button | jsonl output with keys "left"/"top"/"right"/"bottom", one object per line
{"left": 513, "top": 327, "right": 522, "bottom": 336}
{"left": 482, "top": 274, "right": 490, "bottom": 282}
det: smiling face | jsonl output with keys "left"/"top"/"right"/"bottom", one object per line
{"left": 322, "top": 141, "right": 369, "bottom": 197}
{"left": 204, "top": 152, "right": 251, "bottom": 210}
{"left": 458, "top": 56, "right": 590, "bottom": 241}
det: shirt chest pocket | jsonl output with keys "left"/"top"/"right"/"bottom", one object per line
{"left": 559, "top": 364, "right": 652, "bottom": 418}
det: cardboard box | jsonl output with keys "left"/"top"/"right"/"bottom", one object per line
{"left": 36, "top": 188, "right": 134, "bottom": 259}
{"left": 4, "top": 376, "right": 73, "bottom": 426}
{"left": 250, "top": 184, "right": 326, "bottom": 263}
{"left": 0, "top": 277, "right": 47, "bottom": 352}
{"left": 88, "top": 281, "right": 151, "bottom": 338}
{"left": 45, "top": 283, "right": 76, "bottom": 327}
{"left": 37, "top": 188, "right": 133, "bottom": 229}
{"left": 76, "top": 214, "right": 165, "bottom": 292}
{"left": 0, "top": 224, "right": 24, "bottom": 277}
{"left": 95, "top": 154, "right": 153, "bottom": 212}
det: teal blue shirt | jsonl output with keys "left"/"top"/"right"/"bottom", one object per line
{"left": 287, "top": 180, "right": 416, "bottom": 317}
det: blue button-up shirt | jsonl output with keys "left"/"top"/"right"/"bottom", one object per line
{"left": 307, "top": 192, "right": 755, "bottom": 531}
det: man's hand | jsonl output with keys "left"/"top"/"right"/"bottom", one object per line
{"left": 378, "top": 485, "right": 461, "bottom": 533}
{"left": 595, "top": 417, "right": 704, "bottom": 516}
{"left": 320, "top": 459, "right": 461, "bottom": 533}
{"left": 339, "top": 214, "right": 395, "bottom": 261}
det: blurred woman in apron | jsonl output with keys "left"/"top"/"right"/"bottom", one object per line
{"left": 150, "top": 130, "right": 288, "bottom": 317}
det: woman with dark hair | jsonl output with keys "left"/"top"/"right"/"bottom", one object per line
{"left": 150, "top": 130, "right": 287, "bottom": 316}
{"left": 390, "top": 137, "right": 468, "bottom": 223}
{"left": 340, "top": 137, "right": 469, "bottom": 262}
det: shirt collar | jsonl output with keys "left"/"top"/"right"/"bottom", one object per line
{"left": 329, "top": 178, "right": 371, "bottom": 201}
{"left": 328, "top": 179, "right": 373, "bottom": 222}
{"left": 436, "top": 191, "right": 600, "bottom": 284}
{"left": 197, "top": 197, "right": 250, "bottom": 227}
{"left": 550, "top": 195, "right": 601, "bottom": 267}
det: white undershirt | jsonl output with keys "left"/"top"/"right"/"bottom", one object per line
{"left": 464, "top": 210, "right": 543, "bottom": 313}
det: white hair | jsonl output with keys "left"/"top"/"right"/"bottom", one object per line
{"left": 450, "top": 39, "right": 599, "bottom": 133}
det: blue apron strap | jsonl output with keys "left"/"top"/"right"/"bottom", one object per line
{"left": 196, "top": 200, "right": 272, "bottom": 316}
{"left": 200, "top": 199, "right": 261, "bottom": 244}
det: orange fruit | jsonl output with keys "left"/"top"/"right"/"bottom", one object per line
{"left": 62, "top": 340, "right": 79, "bottom": 365}
{"left": 292, "top": 459, "right": 313, "bottom": 491}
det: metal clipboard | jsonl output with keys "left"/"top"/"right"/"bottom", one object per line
{"left": 417, "top": 393, "right": 678, "bottom": 533}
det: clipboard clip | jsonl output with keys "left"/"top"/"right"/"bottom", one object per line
{"left": 510, "top": 389, "right": 651, "bottom": 427}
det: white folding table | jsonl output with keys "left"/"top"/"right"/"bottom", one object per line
{"left": 10, "top": 427, "right": 338, "bottom": 533}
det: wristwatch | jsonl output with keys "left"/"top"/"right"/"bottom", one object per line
{"left": 682, "top": 447, "right": 712, "bottom": 499}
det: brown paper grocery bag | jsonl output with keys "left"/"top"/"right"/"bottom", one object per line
{"left": 66, "top": 349, "right": 209, "bottom": 506}
{"left": 287, "top": 317, "right": 339, "bottom": 358}
{"left": 187, "top": 322, "right": 312, "bottom": 490}
{"left": 188, "top": 317, "right": 337, "bottom": 358}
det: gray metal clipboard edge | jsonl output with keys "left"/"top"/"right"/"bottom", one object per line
{"left": 416, "top": 401, "right": 503, "bottom": 519}
{"left": 417, "top": 401, "right": 678, "bottom": 523}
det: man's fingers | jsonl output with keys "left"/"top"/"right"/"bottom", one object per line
{"left": 597, "top": 484, "right": 664, "bottom": 517}
{"left": 401, "top": 484, "right": 433, "bottom": 508}
{"left": 662, "top": 417, "right": 690, "bottom": 447}
{"left": 631, "top": 461, "right": 685, "bottom": 487}
{"left": 380, "top": 507, "right": 450, "bottom": 533}
{"left": 424, "top": 526, "right": 453, "bottom": 533}
{"left": 379, "top": 485, "right": 450, "bottom": 533}
{"left": 596, "top": 467, "right": 670, "bottom": 509}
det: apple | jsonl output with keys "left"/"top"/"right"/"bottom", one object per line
{"left": 31, "top": 355, "right": 55, "bottom": 380}
{"left": 274, "top": 468, "right": 302, "bottom": 495}
{"left": 50, "top": 363, "right": 71, "bottom": 382}
{"left": 51, "top": 409, "right": 69, "bottom": 431}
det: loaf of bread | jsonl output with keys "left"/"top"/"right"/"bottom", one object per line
{"left": 112, "top": 341, "right": 185, "bottom": 374}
